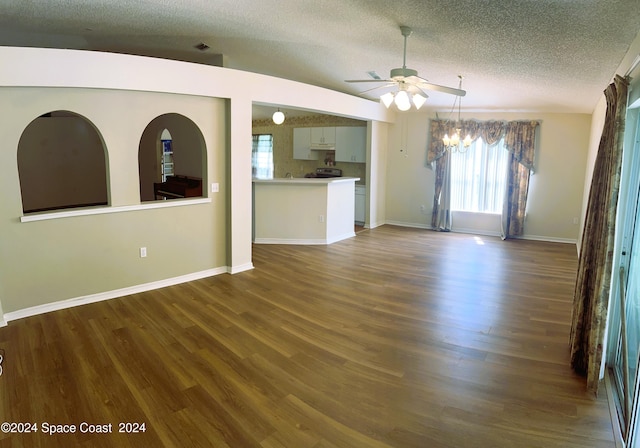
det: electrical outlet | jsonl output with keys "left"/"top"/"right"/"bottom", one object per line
{"left": 140, "top": 247, "right": 147, "bottom": 258}
{"left": 420, "top": 205, "right": 425, "bottom": 213}
{"left": 319, "top": 215, "right": 325, "bottom": 223}
{"left": 573, "top": 217, "right": 579, "bottom": 225}
{"left": 211, "top": 183, "right": 219, "bottom": 193}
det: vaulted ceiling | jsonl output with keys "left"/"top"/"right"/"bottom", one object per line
{"left": 1, "top": 0, "right": 639, "bottom": 115}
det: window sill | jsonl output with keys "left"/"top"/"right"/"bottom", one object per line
{"left": 20, "top": 197, "right": 211, "bottom": 223}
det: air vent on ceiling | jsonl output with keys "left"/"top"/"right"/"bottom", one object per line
{"left": 194, "top": 42, "right": 210, "bottom": 51}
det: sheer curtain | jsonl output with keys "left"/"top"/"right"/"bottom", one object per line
{"left": 450, "top": 137, "right": 509, "bottom": 213}
{"left": 252, "top": 134, "right": 274, "bottom": 179}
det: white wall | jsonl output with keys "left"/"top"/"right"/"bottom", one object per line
{"left": 367, "top": 121, "right": 389, "bottom": 229}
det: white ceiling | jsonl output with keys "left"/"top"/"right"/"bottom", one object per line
{"left": 1, "top": 0, "right": 639, "bottom": 117}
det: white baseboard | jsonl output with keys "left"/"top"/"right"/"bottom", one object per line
{"left": 3, "top": 267, "right": 228, "bottom": 324}
{"left": 384, "top": 220, "right": 431, "bottom": 229}
{"left": 366, "top": 220, "right": 387, "bottom": 229}
{"left": 520, "top": 234, "right": 577, "bottom": 244}
{"left": 385, "top": 221, "right": 578, "bottom": 245}
{"left": 327, "top": 232, "right": 356, "bottom": 244}
{"left": 254, "top": 232, "right": 355, "bottom": 245}
{"left": 229, "top": 262, "right": 254, "bottom": 274}
{"left": 451, "top": 227, "right": 502, "bottom": 237}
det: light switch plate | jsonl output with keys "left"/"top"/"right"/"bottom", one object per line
{"left": 211, "top": 183, "right": 219, "bottom": 193}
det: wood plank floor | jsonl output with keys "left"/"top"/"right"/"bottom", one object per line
{"left": 0, "top": 225, "right": 616, "bottom": 447}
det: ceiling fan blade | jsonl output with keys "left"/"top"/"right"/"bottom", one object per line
{"left": 406, "top": 84, "right": 429, "bottom": 98}
{"left": 405, "top": 75, "right": 427, "bottom": 83}
{"left": 345, "top": 79, "right": 393, "bottom": 83}
{"left": 358, "top": 83, "right": 397, "bottom": 94}
{"left": 416, "top": 81, "right": 466, "bottom": 97}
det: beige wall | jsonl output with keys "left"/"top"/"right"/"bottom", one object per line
{"left": 385, "top": 111, "right": 592, "bottom": 242}
{"left": 0, "top": 46, "right": 389, "bottom": 321}
{"left": 0, "top": 87, "right": 227, "bottom": 314}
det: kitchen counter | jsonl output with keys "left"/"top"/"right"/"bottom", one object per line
{"left": 252, "top": 177, "right": 360, "bottom": 244}
{"left": 252, "top": 177, "right": 359, "bottom": 185}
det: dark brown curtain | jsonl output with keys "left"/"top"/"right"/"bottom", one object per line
{"left": 570, "top": 75, "right": 629, "bottom": 394}
{"left": 501, "top": 121, "right": 539, "bottom": 239}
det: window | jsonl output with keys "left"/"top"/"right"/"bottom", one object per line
{"left": 450, "top": 137, "right": 509, "bottom": 213}
{"left": 252, "top": 134, "right": 274, "bottom": 179}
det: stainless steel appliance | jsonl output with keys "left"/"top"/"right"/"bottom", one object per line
{"left": 304, "top": 168, "right": 342, "bottom": 178}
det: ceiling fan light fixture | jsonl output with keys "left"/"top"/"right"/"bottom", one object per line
{"left": 394, "top": 90, "right": 411, "bottom": 111}
{"left": 272, "top": 109, "right": 285, "bottom": 125}
{"left": 381, "top": 92, "right": 394, "bottom": 108}
{"left": 412, "top": 93, "right": 427, "bottom": 110}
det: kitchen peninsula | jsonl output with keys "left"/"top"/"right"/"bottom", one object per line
{"left": 252, "top": 177, "right": 360, "bottom": 245}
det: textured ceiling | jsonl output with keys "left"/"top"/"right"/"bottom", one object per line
{"left": 0, "top": 0, "right": 639, "bottom": 115}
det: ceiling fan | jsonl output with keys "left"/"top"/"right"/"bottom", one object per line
{"left": 346, "top": 26, "right": 466, "bottom": 110}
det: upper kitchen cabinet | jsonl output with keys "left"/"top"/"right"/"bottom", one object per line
{"left": 310, "top": 127, "right": 336, "bottom": 149}
{"left": 293, "top": 127, "right": 319, "bottom": 160}
{"left": 335, "top": 126, "right": 366, "bottom": 163}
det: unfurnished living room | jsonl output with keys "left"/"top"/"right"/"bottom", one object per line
{"left": 0, "top": 1, "right": 639, "bottom": 447}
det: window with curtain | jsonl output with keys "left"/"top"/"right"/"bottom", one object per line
{"left": 450, "top": 137, "right": 509, "bottom": 213}
{"left": 252, "top": 134, "right": 274, "bottom": 179}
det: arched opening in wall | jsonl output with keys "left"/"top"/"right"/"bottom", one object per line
{"left": 139, "top": 113, "right": 206, "bottom": 202}
{"left": 17, "top": 110, "right": 109, "bottom": 213}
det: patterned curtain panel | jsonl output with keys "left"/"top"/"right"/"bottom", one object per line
{"left": 570, "top": 75, "right": 629, "bottom": 394}
{"left": 429, "top": 120, "right": 452, "bottom": 230}
{"left": 431, "top": 151, "right": 452, "bottom": 230}
{"left": 501, "top": 154, "right": 531, "bottom": 237}
{"left": 501, "top": 121, "right": 539, "bottom": 239}
{"left": 427, "top": 120, "right": 449, "bottom": 165}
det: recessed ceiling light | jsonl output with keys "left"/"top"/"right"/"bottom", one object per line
{"left": 194, "top": 42, "right": 210, "bottom": 51}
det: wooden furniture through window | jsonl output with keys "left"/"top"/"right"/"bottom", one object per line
{"left": 153, "top": 175, "right": 202, "bottom": 199}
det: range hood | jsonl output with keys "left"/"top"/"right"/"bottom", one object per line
{"left": 310, "top": 143, "right": 335, "bottom": 151}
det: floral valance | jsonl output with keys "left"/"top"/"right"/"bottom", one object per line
{"left": 428, "top": 119, "right": 539, "bottom": 173}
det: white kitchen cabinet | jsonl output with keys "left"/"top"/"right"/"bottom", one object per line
{"left": 355, "top": 185, "right": 365, "bottom": 224}
{"left": 293, "top": 128, "right": 319, "bottom": 160}
{"left": 310, "top": 127, "right": 336, "bottom": 147}
{"left": 335, "top": 126, "right": 366, "bottom": 163}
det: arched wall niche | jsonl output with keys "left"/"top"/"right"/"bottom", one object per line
{"left": 139, "top": 113, "right": 207, "bottom": 202}
{"left": 17, "top": 110, "right": 109, "bottom": 213}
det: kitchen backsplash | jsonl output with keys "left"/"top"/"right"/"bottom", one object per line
{"left": 252, "top": 114, "right": 367, "bottom": 184}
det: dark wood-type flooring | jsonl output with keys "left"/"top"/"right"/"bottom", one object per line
{"left": 0, "top": 225, "right": 616, "bottom": 447}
